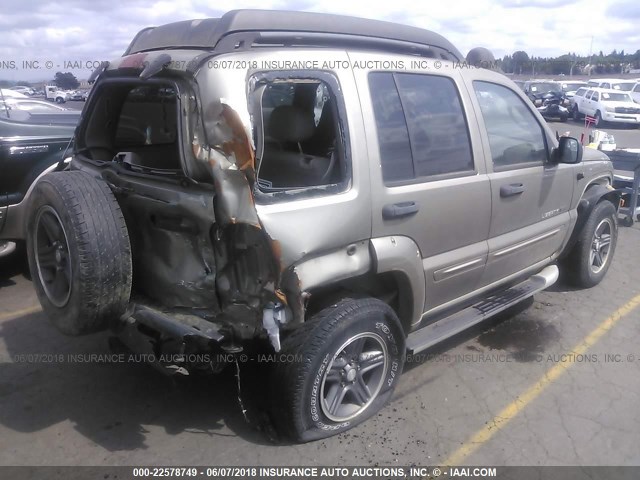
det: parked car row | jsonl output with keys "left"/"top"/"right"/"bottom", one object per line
{"left": 512, "top": 77, "right": 640, "bottom": 126}
{"left": 8, "top": 86, "right": 36, "bottom": 96}
{"left": 3, "top": 86, "right": 91, "bottom": 104}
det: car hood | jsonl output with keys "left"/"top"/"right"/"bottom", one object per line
{"left": 602, "top": 101, "right": 639, "bottom": 109}
{"left": 583, "top": 147, "right": 611, "bottom": 163}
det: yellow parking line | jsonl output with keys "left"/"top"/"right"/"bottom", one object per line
{"left": 0, "top": 305, "right": 42, "bottom": 322}
{"left": 442, "top": 293, "right": 640, "bottom": 467}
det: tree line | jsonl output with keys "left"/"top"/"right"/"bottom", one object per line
{"left": 500, "top": 50, "right": 640, "bottom": 76}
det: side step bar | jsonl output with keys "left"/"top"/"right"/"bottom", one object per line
{"left": 406, "top": 265, "right": 559, "bottom": 354}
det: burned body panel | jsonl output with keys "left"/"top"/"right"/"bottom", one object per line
{"left": 190, "top": 50, "right": 372, "bottom": 322}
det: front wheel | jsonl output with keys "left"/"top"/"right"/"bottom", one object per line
{"left": 594, "top": 111, "right": 603, "bottom": 127}
{"left": 564, "top": 200, "right": 618, "bottom": 288}
{"left": 270, "top": 298, "right": 405, "bottom": 442}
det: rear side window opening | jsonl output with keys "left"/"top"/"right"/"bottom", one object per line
{"left": 251, "top": 72, "right": 350, "bottom": 200}
{"left": 77, "top": 81, "right": 183, "bottom": 174}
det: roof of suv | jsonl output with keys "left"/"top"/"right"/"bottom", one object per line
{"left": 124, "top": 9, "right": 463, "bottom": 61}
{"left": 590, "top": 78, "right": 635, "bottom": 83}
{"left": 590, "top": 87, "right": 633, "bottom": 92}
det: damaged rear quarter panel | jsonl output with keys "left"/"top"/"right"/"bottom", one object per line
{"left": 191, "top": 50, "right": 373, "bottom": 319}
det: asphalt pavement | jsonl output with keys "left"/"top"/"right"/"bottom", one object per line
{"left": 1, "top": 221, "right": 640, "bottom": 467}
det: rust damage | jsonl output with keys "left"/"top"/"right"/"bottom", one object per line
{"left": 192, "top": 99, "right": 304, "bottom": 328}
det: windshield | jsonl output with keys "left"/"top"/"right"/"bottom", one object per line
{"left": 600, "top": 92, "right": 632, "bottom": 102}
{"left": 531, "top": 83, "right": 560, "bottom": 93}
{"left": 562, "top": 83, "right": 585, "bottom": 92}
{"left": 611, "top": 83, "right": 634, "bottom": 91}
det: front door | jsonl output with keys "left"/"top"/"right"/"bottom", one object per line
{"left": 469, "top": 80, "right": 574, "bottom": 286}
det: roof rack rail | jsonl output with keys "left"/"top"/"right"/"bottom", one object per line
{"left": 123, "top": 9, "right": 463, "bottom": 61}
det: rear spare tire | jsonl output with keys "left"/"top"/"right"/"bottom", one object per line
{"left": 26, "top": 171, "right": 132, "bottom": 335}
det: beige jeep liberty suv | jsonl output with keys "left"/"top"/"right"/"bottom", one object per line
{"left": 25, "top": 10, "right": 619, "bottom": 441}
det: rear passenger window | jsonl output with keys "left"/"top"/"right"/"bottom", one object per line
{"left": 396, "top": 74, "right": 474, "bottom": 177}
{"left": 369, "top": 72, "right": 474, "bottom": 185}
{"left": 473, "top": 81, "right": 547, "bottom": 168}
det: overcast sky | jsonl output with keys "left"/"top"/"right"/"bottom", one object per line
{"left": 0, "top": 0, "right": 638, "bottom": 82}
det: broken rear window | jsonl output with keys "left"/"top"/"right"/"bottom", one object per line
{"left": 115, "top": 86, "right": 177, "bottom": 147}
{"left": 77, "top": 82, "right": 183, "bottom": 174}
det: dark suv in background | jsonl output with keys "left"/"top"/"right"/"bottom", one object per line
{"left": 524, "top": 80, "right": 562, "bottom": 106}
{"left": 0, "top": 106, "right": 78, "bottom": 257}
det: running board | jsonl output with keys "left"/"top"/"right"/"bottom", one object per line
{"left": 406, "top": 265, "right": 559, "bottom": 354}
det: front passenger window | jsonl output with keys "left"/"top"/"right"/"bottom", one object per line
{"left": 473, "top": 81, "right": 547, "bottom": 168}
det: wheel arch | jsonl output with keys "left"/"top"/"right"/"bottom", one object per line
{"left": 560, "top": 181, "right": 620, "bottom": 259}
{"left": 368, "top": 236, "right": 424, "bottom": 333}
{"left": 291, "top": 237, "right": 423, "bottom": 335}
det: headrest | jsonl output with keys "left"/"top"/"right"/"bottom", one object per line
{"left": 268, "top": 105, "right": 315, "bottom": 142}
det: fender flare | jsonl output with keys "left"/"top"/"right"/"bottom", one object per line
{"left": 560, "top": 183, "right": 620, "bottom": 259}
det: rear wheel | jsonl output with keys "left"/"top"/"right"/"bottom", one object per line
{"left": 27, "top": 171, "right": 132, "bottom": 335}
{"left": 270, "top": 298, "right": 405, "bottom": 442}
{"left": 565, "top": 200, "right": 617, "bottom": 288}
{"left": 572, "top": 105, "right": 582, "bottom": 120}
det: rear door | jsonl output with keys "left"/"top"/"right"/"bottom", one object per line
{"left": 468, "top": 80, "right": 574, "bottom": 287}
{"left": 632, "top": 84, "right": 640, "bottom": 104}
{"left": 352, "top": 54, "right": 492, "bottom": 315}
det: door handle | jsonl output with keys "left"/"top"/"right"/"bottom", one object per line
{"left": 500, "top": 183, "right": 525, "bottom": 197}
{"left": 382, "top": 201, "right": 419, "bottom": 220}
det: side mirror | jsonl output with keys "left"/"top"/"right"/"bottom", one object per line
{"left": 551, "top": 136, "right": 582, "bottom": 164}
